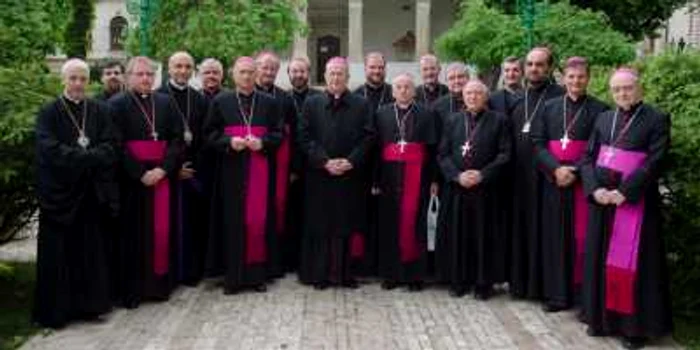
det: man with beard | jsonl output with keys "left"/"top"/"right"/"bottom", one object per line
{"left": 157, "top": 51, "right": 209, "bottom": 286}
{"left": 298, "top": 57, "right": 375, "bottom": 289}
{"left": 110, "top": 56, "right": 182, "bottom": 308}
{"left": 531, "top": 57, "right": 609, "bottom": 312}
{"left": 95, "top": 61, "right": 125, "bottom": 101}
{"left": 580, "top": 68, "right": 672, "bottom": 349}
{"left": 255, "top": 52, "right": 298, "bottom": 274}
{"left": 354, "top": 52, "right": 394, "bottom": 112}
{"left": 415, "top": 54, "right": 449, "bottom": 106}
{"left": 436, "top": 80, "right": 511, "bottom": 299}
{"left": 33, "top": 59, "right": 117, "bottom": 328}
{"left": 432, "top": 63, "right": 469, "bottom": 136}
{"left": 489, "top": 56, "right": 523, "bottom": 116}
{"left": 284, "top": 56, "right": 322, "bottom": 271}
{"left": 508, "top": 47, "right": 565, "bottom": 300}
{"left": 198, "top": 58, "right": 225, "bottom": 102}
{"left": 375, "top": 73, "right": 438, "bottom": 291}
{"left": 204, "top": 57, "right": 282, "bottom": 294}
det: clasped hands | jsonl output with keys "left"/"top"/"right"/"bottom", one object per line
{"left": 230, "top": 136, "right": 263, "bottom": 152}
{"left": 458, "top": 170, "right": 482, "bottom": 189}
{"left": 324, "top": 158, "right": 353, "bottom": 176}
{"left": 141, "top": 167, "right": 166, "bottom": 187}
{"left": 554, "top": 166, "right": 577, "bottom": 188}
{"left": 593, "top": 188, "right": 626, "bottom": 206}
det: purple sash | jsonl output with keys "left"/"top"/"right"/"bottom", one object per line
{"left": 382, "top": 142, "right": 426, "bottom": 263}
{"left": 224, "top": 126, "right": 269, "bottom": 265}
{"left": 126, "top": 140, "right": 170, "bottom": 276}
{"left": 547, "top": 140, "right": 588, "bottom": 285}
{"left": 596, "top": 145, "right": 647, "bottom": 315}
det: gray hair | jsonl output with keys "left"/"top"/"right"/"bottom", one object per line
{"left": 168, "top": 51, "right": 195, "bottom": 67}
{"left": 126, "top": 56, "right": 156, "bottom": 75}
{"left": 199, "top": 58, "right": 223, "bottom": 73}
{"left": 392, "top": 72, "right": 416, "bottom": 87}
{"left": 61, "top": 58, "right": 90, "bottom": 79}
{"left": 464, "top": 79, "right": 490, "bottom": 95}
{"left": 445, "top": 62, "right": 468, "bottom": 75}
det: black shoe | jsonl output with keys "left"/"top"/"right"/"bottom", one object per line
{"left": 474, "top": 286, "right": 493, "bottom": 300}
{"left": 381, "top": 281, "right": 398, "bottom": 290}
{"left": 542, "top": 302, "right": 567, "bottom": 313}
{"left": 621, "top": 337, "right": 646, "bottom": 349}
{"left": 576, "top": 311, "right": 587, "bottom": 323}
{"left": 123, "top": 297, "right": 140, "bottom": 310}
{"left": 223, "top": 286, "right": 242, "bottom": 295}
{"left": 313, "top": 282, "right": 330, "bottom": 290}
{"left": 342, "top": 279, "right": 359, "bottom": 289}
{"left": 586, "top": 326, "right": 604, "bottom": 337}
{"left": 253, "top": 284, "right": 267, "bottom": 293}
{"left": 450, "top": 287, "right": 468, "bottom": 298}
{"left": 407, "top": 282, "right": 424, "bottom": 292}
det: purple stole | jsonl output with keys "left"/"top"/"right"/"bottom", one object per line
{"left": 224, "top": 126, "right": 269, "bottom": 265}
{"left": 274, "top": 124, "right": 292, "bottom": 235}
{"left": 381, "top": 142, "right": 426, "bottom": 263}
{"left": 596, "top": 145, "right": 648, "bottom": 315}
{"left": 547, "top": 140, "right": 588, "bottom": 286}
{"left": 126, "top": 140, "right": 170, "bottom": 276}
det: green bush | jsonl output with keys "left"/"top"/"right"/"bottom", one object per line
{"left": 0, "top": 65, "right": 62, "bottom": 242}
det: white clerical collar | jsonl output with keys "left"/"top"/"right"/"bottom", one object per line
{"left": 62, "top": 91, "right": 83, "bottom": 104}
{"left": 169, "top": 79, "right": 188, "bottom": 91}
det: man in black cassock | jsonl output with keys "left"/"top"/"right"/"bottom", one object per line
{"left": 415, "top": 54, "right": 449, "bottom": 107}
{"left": 436, "top": 80, "right": 511, "bottom": 299}
{"left": 375, "top": 73, "right": 438, "bottom": 291}
{"left": 204, "top": 57, "right": 282, "bottom": 294}
{"left": 95, "top": 60, "right": 125, "bottom": 101}
{"left": 284, "top": 56, "right": 322, "bottom": 272}
{"left": 157, "top": 51, "right": 209, "bottom": 286}
{"left": 110, "top": 56, "right": 182, "bottom": 308}
{"left": 580, "top": 69, "right": 672, "bottom": 349}
{"left": 298, "top": 57, "right": 375, "bottom": 289}
{"left": 508, "top": 47, "right": 565, "bottom": 299}
{"left": 531, "top": 57, "right": 609, "bottom": 312}
{"left": 432, "top": 63, "right": 469, "bottom": 137}
{"left": 255, "top": 51, "right": 298, "bottom": 275}
{"left": 33, "top": 59, "right": 117, "bottom": 328}
{"left": 198, "top": 58, "right": 226, "bottom": 102}
{"left": 488, "top": 56, "right": 523, "bottom": 116}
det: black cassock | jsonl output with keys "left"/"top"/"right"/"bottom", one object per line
{"left": 33, "top": 97, "right": 117, "bottom": 328}
{"left": 297, "top": 91, "right": 375, "bottom": 285}
{"left": 157, "top": 82, "right": 209, "bottom": 286}
{"left": 432, "top": 93, "right": 464, "bottom": 140}
{"left": 284, "top": 87, "right": 322, "bottom": 271}
{"left": 488, "top": 88, "right": 522, "bottom": 117}
{"left": 204, "top": 91, "right": 282, "bottom": 291}
{"left": 354, "top": 82, "right": 394, "bottom": 276}
{"left": 531, "top": 95, "right": 609, "bottom": 308}
{"left": 580, "top": 103, "right": 672, "bottom": 338}
{"left": 416, "top": 83, "right": 449, "bottom": 107}
{"left": 508, "top": 81, "right": 565, "bottom": 298}
{"left": 436, "top": 109, "right": 511, "bottom": 293}
{"left": 110, "top": 91, "right": 182, "bottom": 305}
{"left": 375, "top": 103, "right": 438, "bottom": 284}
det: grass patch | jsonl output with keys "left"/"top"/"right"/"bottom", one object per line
{"left": 675, "top": 317, "right": 700, "bottom": 350}
{"left": 0, "top": 262, "right": 39, "bottom": 350}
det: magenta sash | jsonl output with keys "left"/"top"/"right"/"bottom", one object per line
{"left": 351, "top": 232, "right": 364, "bottom": 259}
{"left": 596, "top": 145, "right": 647, "bottom": 315}
{"left": 224, "top": 125, "right": 269, "bottom": 265}
{"left": 275, "top": 124, "right": 292, "bottom": 234}
{"left": 548, "top": 140, "right": 588, "bottom": 285}
{"left": 382, "top": 142, "right": 425, "bottom": 263}
{"left": 126, "top": 140, "right": 170, "bottom": 276}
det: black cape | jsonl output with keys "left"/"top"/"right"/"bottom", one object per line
{"left": 579, "top": 103, "right": 672, "bottom": 337}
{"left": 508, "top": 81, "right": 565, "bottom": 298}
{"left": 297, "top": 91, "right": 375, "bottom": 285}
{"left": 416, "top": 83, "right": 449, "bottom": 107}
{"left": 204, "top": 90, "right": 282, "bottom": 291}
{"left": 110, "top": 91, "right": 182, "bottom": 305}
{"left": 531, "top": 94, "right": 609, "bottom": 307}
{"left": 375, "top": 103, "right": 438, "bottom": 283}
{"left": 33, "top": 97, "right": 118, "bottom": 328}
{"left": 436, "top": 109, "right": 511, "bottom": 291}
{"left": 157, "top": 82, "right": 209, "bottom": 285}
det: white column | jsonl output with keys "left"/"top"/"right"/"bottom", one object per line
{"left": 415, "top": 0, "right": 432, "bottom": 59}
{"left": 348, "top": 0, "right": 364, "bottom": 63}
{"left": 293, "top": 3, "right": 308, "bottom": 58}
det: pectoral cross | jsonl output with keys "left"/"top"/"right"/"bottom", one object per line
{"left": 398, "top": 139, "right": 407, "bottom": 153}
{"left": 560, "top": 134, "right": 571, "bottom": 150}
{"left": 603, "top": 148, "right": 615, "bottom": 165}
{"left": 151, "top": 131, "right": 159, "bottom": 141}
{"left": 461, "top": 141, "right": 472, "bottom": 157}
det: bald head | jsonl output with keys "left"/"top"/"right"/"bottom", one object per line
{"left": 419, "top": 54, "right": 441, "bottom": 85}
{"left": 610, "top": 68, "right": 642, "bottom": 110}
{"left": 61, "top": 58, "right": 90, "bottom": 100}
{"left": 525, "top": 47, "right": 553, "bottom": 84}
{"left": 168, "top": 51, "right": 195, "bottom": 86}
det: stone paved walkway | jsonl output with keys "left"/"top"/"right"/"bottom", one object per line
{"left": 1, "top": 238, "right": 679, "bottom": 350}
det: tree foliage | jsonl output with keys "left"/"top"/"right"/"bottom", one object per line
{"left": 436, "top": 0, "right": 635, "bottom": 72}
{"left": 484, "top": 0, "right": 688, "bottom": 40}
{"left": 63, "top": 0, "right": 95, "bottom": 58}
{"left": 127, "top": 0, "right": 305, "bottom": 64}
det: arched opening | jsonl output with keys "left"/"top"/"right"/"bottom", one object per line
{"left": 110, "top": 16, "right": 128, "bottom": 51}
